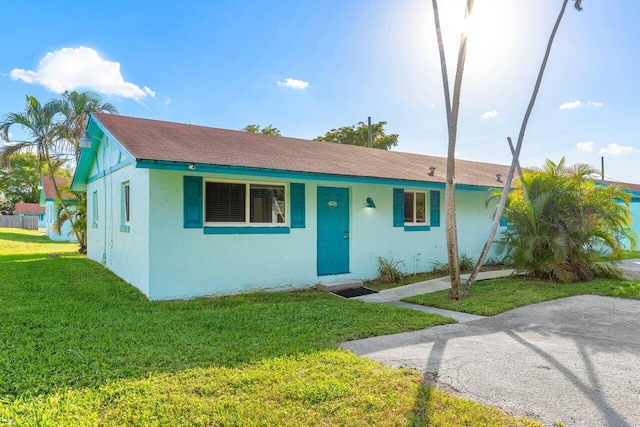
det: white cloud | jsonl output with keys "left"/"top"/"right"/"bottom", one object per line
{"left": 559, "top": 100, "right": 603, "bottom": 110}
{"left": 164, "top": 98, "right": 171, "bottom": 105}
{"left": 10, "top": 46, "right": 154, "bottom": 100}
{"left": 559, "top": 100, "right": 582, "bottom": 110}
{"left": 143, "top": 86, "right": 156, "bottom": 98}
{"left": 577, "top": 141, "right": 595, "bottom": 152}
{"left": 277, "top": 78, "right": 309, "bottom": 90}
{"left": 481, "top": 110, "right": 499, "bottom": 119}
{"left": 599, "top": 143, "right": 634, "bottom": 155}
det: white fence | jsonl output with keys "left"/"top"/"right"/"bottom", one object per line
{"left": 0, "top": 215, "right": 39, "bottom": 230}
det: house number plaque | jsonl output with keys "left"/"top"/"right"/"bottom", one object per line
{"left": 328, "top": 201, "right": 338, "bottom": 209}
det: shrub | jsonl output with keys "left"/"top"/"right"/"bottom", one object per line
{"left": 493, "top": 158, "right": 636, "bottom": 282}
{"left": 377, "top": 256, "right": 405, "bottom": 283}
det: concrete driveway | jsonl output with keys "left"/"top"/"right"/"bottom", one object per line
{"left": 341, "top": 295, "right": 640, "bottom": 426}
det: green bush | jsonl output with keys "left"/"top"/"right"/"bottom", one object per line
{"left": 376, "top": 256, "right": 405, "bottom": 283}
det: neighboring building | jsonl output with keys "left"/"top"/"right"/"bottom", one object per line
{"left": 15, "top": 202, "right": 46, "bottom": 228}
{"left": 39, "top": 177, "right": 78, "bottom": 242}
{"left": 71, "top": 113, "right": 517, "bottom": 300}
{"left": 601, "top": 180, "right": 640, "bottom": 250}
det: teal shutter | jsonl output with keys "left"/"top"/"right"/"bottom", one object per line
{"left": 184, "top": 176, "right": 203, "bottom": 228}
{"left": 290, "top": 183, "right": 305, "bottom": 228}
{"left": 430, "top": 190, "right": 440, "bottom": 227}
{"left": 393, "top": 188, "right": 404, "bottom": 227}
{"left": 500, "top": 216, "right": 508, "bottom": 227}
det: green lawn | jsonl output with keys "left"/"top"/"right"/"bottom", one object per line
{"left": 0, "top": 228, "right": 541, "bottom": 426}
{"left": 405, "top": 276, "right": 640, "bottom": 316}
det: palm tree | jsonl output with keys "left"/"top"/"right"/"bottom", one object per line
{"left": 0, "top": 96, "right": 75, "bottom": 220}
{"left": 50, "top": 91, "right": 118, "bottom": 252}
{"left": 51, "top": 90, "right": 118, "bottom": 162}
{"left": 464, "top": 0, "right": 584, "bottom": 292}
{"left": 493, "top": 158, "right": 635, "bottom": 282}
{"left": 431, "top": 0, "right": 475, "bottom": 299}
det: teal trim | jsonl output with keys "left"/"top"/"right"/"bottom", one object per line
{"left": 137, "top": 159, "right": 454, "bottom": 190}
{"left": 86, "top": 161, "right": 132, "bottom": 184}
{"left": 92, "top": 224, "right": 98, "bottom": 229}
{"left": 204, "top": 226, "right": 290, "bottom": 234}
{"left": 404, "top": 225, "right": 431, "bottom": 231}
{"left": 290, "top": 183, "right": 306, "bottom": 228}
{"left": 71, "top": 113, "right": 137, "bottom": 192}
{"left": 430, "top": 190, "right": 440, "bottom": 227}
{"left": 120, "top": 225, "right": 130, "bottom": 233}
{"left": 183, "top": 176, "right": 203, "bottom": 228}
{"left": 393, "top": 188, "right": 404, "bottom": 227}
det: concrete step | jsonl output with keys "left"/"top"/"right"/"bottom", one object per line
{"left": 316, "top": 280, "right": 364, "bottom": 292}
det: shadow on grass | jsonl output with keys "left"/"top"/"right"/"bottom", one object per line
{"left": 0, "top": 254, "right": 451, "bottom": 400}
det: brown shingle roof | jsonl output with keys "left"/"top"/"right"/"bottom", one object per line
{"left": 41, "top": 177, "right": 73, "bottom": 199}
{"left": 93, "top": 112, "right": 514, "bottom": 188}
{"left": 15, "top": 202, "right": 45, "bottom": 214}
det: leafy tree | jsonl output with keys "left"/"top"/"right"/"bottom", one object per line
{"left": 0, "top": 153, "right": 41, "bottom": 206}
{"left": 493, "top": 158, "right": 635, "bottom": 282}
{"left": 315, "top": 121, "right": 398, "bottom": 150}
{"left": 0, "top": 96, "right": 70, "bottom": 224}
{"left": 241, "top": 124, "right": 281, "bottom": 136}
{"left": 0, "top": 92, "right": 116, "bottom": 252}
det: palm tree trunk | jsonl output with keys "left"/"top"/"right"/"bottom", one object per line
{"left": 432, "top": 0, "right": 474, "bottom": 299}
{"left": 464, "top": 0, "right": 570, "bottom": 290}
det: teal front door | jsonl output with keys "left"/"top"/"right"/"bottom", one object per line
{"left": 317, "top": 186, "right": 350, "bottom": 275}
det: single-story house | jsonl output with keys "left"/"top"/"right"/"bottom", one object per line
{"left": 71, "top": 113, "right": 640, "bottom": 300}
{"left": 15, "top": 202, "right": 45, "bottom": 228}
{"left": 71, "top": 113, "right": 519, "bottom": 300}
{"left": 39, "top": 177, "right": 78, "bottom": 242}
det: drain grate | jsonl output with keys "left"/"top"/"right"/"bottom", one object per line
{"left": 332, "top": 287, "right": 378, "bottom": 298}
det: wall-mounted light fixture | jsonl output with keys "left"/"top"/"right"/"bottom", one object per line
{"left": 496, "top": 173, "right": 503, "bottom": 183}
{"left": 79, "top": 130, "right": 96, "bottom": 148}
{"left": 428, "top": 166, "right": 436, "bottom": 176}
{"left": 188, "top": 164, "right": 197, "bottom": 171}
{"left": 366, "top": 197, "right": 376, "bottom": 208}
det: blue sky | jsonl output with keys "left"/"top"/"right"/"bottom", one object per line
{"left": 1, "top": 0, "right": 638, "bottom": 182}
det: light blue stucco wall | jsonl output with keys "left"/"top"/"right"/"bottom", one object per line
{"left": 44, "top": 200, "right": 77, "bottom": 242}
{"left": 623, "top": 199, "right": 640, "bottom": 250}
{"left": 85, "top": 137, "right": 150, "bottom": 296}
{"left": 144, "top": 169, "right": 505, "bottom": 300}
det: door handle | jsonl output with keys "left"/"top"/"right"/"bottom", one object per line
{"left": 344, "top": 235, "right": 349, "bottom": 240}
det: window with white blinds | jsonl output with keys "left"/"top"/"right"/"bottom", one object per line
{"left": 205, "top": 181, "right": 285, "bottom": 224}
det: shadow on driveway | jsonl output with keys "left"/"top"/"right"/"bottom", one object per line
{"left": 341, "top": 295, "right": 640, "bottom": 426}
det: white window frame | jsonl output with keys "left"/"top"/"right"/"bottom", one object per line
{"left": 122, "top": 182, "right": 130, "bottom": 226}
{"left": 204, "top": 179, "right": 288, "bottom": 227}
{"left": 404, "top": 190, "right": 428, "bottom": 225}
{"left": 92, "top": 191, "right": 98, "bottom": 228}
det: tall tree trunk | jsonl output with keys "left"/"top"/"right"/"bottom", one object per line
{"left": 464, "top": 0, "right": 570, "bottom": 290}
{"left": 432, "top": 0, "right": 474, "bottom": 299}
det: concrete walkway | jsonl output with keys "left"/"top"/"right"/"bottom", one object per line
{"left": 355, "top": 269, "right": 515, "bottom": 303}
{"left": 353, "top": 269, "right": 515, "bottom": 322}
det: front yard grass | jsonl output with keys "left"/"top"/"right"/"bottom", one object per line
{"left": 404, "top": 276, "right": 640, "bottom": 316}
{"left": 0, "top": 228, "right": 541, "bottom": 425}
